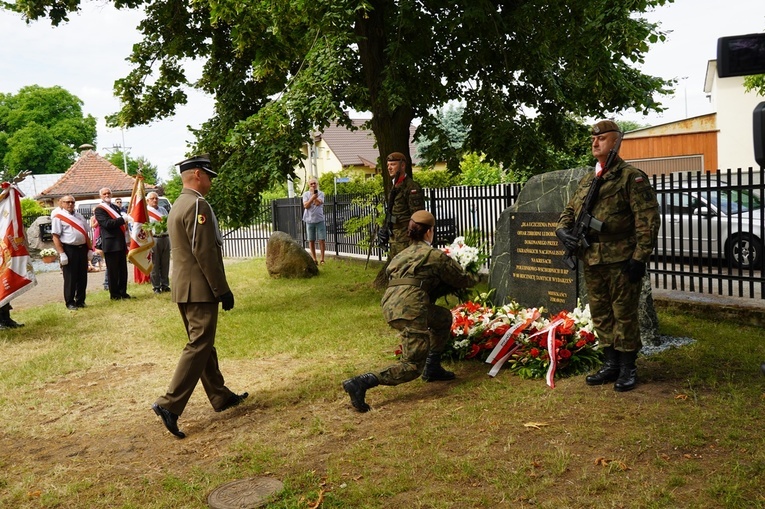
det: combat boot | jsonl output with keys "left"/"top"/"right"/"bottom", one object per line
{"left": 421, "top": 352, "right": 456, "bottom": 382}
{"left": 342, "top": 373, "right": 379, "bottom": 413}
{"left": 614, "top": 350, "right": 639, "bottom": 392}
{"left": 585, "top": 346, "right": 620, "bottom": 385}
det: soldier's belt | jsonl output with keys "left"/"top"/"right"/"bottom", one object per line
{"left": 388, "top": 277, "right": 424, "bottom": 289}
{"left": 585, "top": 230, "right": 634, "bottom": 243}
{"left": 387, "top": 215, "right": 411, "bottom": 225}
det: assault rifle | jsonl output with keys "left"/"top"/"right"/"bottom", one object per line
{"left": 561, "top": 135, "right": 622, "bottom": 270}
{"left": 377, "top": 184, "right": 399, "bottom": 250}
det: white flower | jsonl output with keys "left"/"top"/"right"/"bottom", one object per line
{"left": 40, "top": 248, "right": 58, "bottom": 257}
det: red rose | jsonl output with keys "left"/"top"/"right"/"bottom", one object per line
{"left": 530, "top": 348, "right": 540, "bottom": 358}
{"left": 466, "top": 344, "right": 481, "bottom": 359}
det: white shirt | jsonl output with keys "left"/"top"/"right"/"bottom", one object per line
{"left": 51, "top": 209, "right": 90, "bottom": 246}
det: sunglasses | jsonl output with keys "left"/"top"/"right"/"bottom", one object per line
{"left": 62, "top": 200, "right": 75, "bottom": 204}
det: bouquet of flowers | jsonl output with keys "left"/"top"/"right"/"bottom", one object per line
{"left": 40, "top": 248, "right": 58, "bottom": 257}
{"left": 442, "top": 236, "right": 486, "bottom": 274}
{"left": 447, "top": 298, "right": 602, "bottom": 385}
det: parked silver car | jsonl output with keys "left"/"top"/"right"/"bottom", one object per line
{"left": 655, "top": 182, "right": 764, "bottom": 269}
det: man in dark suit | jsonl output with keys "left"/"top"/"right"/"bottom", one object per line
{"left": 152, "top": 155, "right": 247, "bottom": 439}
{"left": 94, "top": 187, "right": 132, "bottom": 300}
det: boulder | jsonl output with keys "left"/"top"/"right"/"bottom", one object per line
{"left": 266, "top": 231, "right": 319, "bottom": 278}
{"left": 26, "top": 215, "right": 55, "bottom": 253}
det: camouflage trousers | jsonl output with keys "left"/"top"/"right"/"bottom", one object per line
{"left": 373, "top": 304, "right": 453, "bottom": 386}
{"left": 388, "top": 223, "right": 413, "bottom": 260}
{"left": 584, "top": 262, "right": 642, "bottom": 352}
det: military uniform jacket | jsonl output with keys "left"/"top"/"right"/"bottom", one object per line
{"left": 169, "top": 188, "right": 230, "bottom": 303}
{"left": 382, "top": 241, "right": 475, "bottom": 322}
{"left": 558, "top": 158, "right": 659, "bottom": 266}
{"left": 387, "top": 175, "right": 425, "bottom": 227}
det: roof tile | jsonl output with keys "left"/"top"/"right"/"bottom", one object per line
{"left": 39, "top": 149, "right": 155, "bottom": 199}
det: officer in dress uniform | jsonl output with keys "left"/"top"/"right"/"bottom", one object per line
{"left": 556, "top": 120, "right": 660, "bottom": 392}
{"left": 377, "top": 152, "right": 425, "bottom": 259}
{"left": 343, "top": 210, "right": 477, "bottom": 412}
{"left": 152, "top": 155, "right": 247, "bottom": 438}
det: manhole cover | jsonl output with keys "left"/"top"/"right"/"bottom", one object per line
{"left": 208, "top": 477, "right": 284, "bottom": 509}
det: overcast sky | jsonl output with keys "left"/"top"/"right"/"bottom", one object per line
{"left": 2, "top": 0, "right": 765, "bottom": 182}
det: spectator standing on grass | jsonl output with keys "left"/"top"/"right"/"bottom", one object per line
{"left": 147, "top": 191, "right": 171, "bottom": 293}
{"left": 152, "top": 155, "right": 247, "bottom": 439}
{"left": 343, "top": 210, "right": 476, "bottom": 413}
{"left": 51, "top": 195, "right": 92, "bottom": 310}
{"left": 556, "top": 120, "right": 659, "bottom": 392}
{"left": 302, "top": 177, "right": 326, "bottom": 265}
{"left": 95, "top": 187, "right": 132, "bottom": 300}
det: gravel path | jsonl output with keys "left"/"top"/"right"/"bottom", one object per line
{"left": 13, "top": 261, "right": 114, "bottom": 311}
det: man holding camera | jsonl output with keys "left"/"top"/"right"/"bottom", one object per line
{"left": 302, "top": 177, "right": 326, "bottom": 265}
{"left": 378, "top": 152, "right": 425, "bottom": 259}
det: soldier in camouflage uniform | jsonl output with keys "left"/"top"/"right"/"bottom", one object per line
{"left": 377, "top": 152, "right": 425, "bottom": 259}
{"left": 344, "top": 210, "right": 476, "bottom": 412}
{"left": 556, "top": 120, "right": 659, "bottom": 392}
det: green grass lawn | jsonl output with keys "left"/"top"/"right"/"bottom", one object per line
{"left": 1, "top": 257, "right": 764, "bottom": 508}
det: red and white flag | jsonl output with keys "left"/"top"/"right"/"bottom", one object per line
{"left": 127, "top": 177, "right": 155, "bottom": 275}
{"left": 0, "top": 182, "right": 37, "bottom": 307}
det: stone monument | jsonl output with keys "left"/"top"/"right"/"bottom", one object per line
{"left": 489, "top": 168, "right": 662, "bottom": 346}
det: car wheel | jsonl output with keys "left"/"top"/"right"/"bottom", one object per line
{"left": 728, "top": 233, "right": 762, "bottom": 269}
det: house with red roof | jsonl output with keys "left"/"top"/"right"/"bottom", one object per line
{"left": 36, "top": 144, "right": 156, "bottom": 207}
{"left": 299, "top": 119, "right": 421, "bottom": 181}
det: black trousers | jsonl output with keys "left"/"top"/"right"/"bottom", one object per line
{"left": 103, "top": 250, "right": 128, "bottom": 299}
{"left": 62, "top": 243, "right": 89, "bottom": 307}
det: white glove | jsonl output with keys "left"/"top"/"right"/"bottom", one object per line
{"left": 87, "top": 250, "right": 95, "bottom": 261}
{"left": 121, "top": 213, "right": 133, "bottom": 223}
{"left": 59, "top": 252, "right": 69, "bottom": 266}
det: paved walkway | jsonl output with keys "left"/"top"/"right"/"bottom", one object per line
{"left": 652, "top": 287, "right": 765, "bottom": 327}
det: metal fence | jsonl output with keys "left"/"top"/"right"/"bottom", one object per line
{"left": 270, "top": 184, "right": 521, "bottom": 265}
{"left": 650, "top": 168, "right": 765, "bottom": 299}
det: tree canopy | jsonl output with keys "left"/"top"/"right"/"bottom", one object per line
{"left": 0, "top": 85, "right": 97, "bottom": 176}
{"left": 104, "top": 150, "right": 159, "bottom": 184}
{"left": 8, "top": 0, "right": 673, "bottom": 226}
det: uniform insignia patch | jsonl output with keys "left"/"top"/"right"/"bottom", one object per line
{"left": 634, "top": 176, "right": 644, "bottom": 183}
{"left": 410, "top": 189, "right": 418, "bottom": 194}
{"left": 198, "top": 214, "right": 206, "bottom": 224}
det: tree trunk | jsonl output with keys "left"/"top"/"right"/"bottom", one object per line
{"left": 355, "top": 1, "right": 416, "bottom": 198}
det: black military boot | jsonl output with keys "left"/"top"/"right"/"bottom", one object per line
{"left": 585, "top": 346, "right": 620, "bottom": 385}
{"left": 342, "top": 373, "right": 379, "bottom": 412}
{"left": 421, "top": 352, "right": 456, "bottom": 382}
{"left": 614, "top": 350, "right": 639, "bottom": 392}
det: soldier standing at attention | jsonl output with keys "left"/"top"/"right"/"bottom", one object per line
{"left": 152, "top": 155, "right": 247, "bottom": 438}
{"left": 377, "top": 152, "right": 425, "bottom": 259}
{"left": 343, "top": 210, "right": 476, "bottom": 412}
{"left": 556, "top": 120, "right": 659, "bottom": 392}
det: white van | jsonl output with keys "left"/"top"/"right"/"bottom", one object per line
{"left": 75, "top": 196, "right": 171, "bottom": 218}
